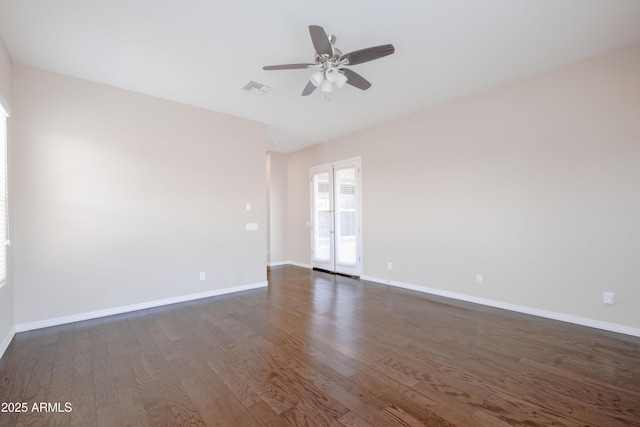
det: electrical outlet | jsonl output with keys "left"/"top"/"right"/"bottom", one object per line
{"left": 200, "top": 272, "right": 206, "bottom": 281}
{"left": 476, "top": 274, "right": 483, "bottom": 284}
{"left": 387, "top": 262, "right": 393, "bottom": 270}
{"left": 603, "top": 291, "right": 614, "bottom": 305}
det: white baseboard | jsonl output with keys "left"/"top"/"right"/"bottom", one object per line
{"left": 15, "top": 281, "right": 268, "bottom": 333}
{"left": 0, "top": 327, "right": 15, "bottom": 360}
{"left": 361, "top": 275, "right": 640, "bottom": 338}
{"left": 270, "top": 261, "right": 312, "bottom": 269}
{"left": 268, "top": 261, "right": 289, "bottom": 267}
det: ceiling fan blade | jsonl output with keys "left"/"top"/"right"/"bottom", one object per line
{"left": 342, "top": 69, "right": 372, "bottom": 90}
{"left": 342, "top": 44, "right": 395, "bottom": 66}
{"left": 263, "top": 63, "right": 314, "bottom": 70}
{"left": 309, "top": 25, "right": 333, "bottom": 56}
{"left": 301, "top": 80, "right": 317, "bottom": 96}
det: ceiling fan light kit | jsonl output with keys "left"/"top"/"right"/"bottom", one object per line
{"left": 263, "top": 25, "right": 395, "bottom": 96}
{"left": 324, "top": 67, "right": 339, "bottom": 83}
{"left": 334, "top": 72, "right": 348, "bottom": 89}
{"left": 309, "top": 66, "right": 349, "bottom": 93}
{"left": 310, "top": 71, "right": 324, "bottom": 87}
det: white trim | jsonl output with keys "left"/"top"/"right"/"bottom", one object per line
{"left": 282, "top": 261, "right": 312, "bottom": 269}
{"left": 309, "top": 156, "right": 362, "bottom": 172}
{"left": 361, "top": 275, "right": 640, "bottom": 338}
{"left": 268, "top": 261, "right": 289, "bottom": 267}
{"left": 0, "top": 326, "right": 15, "bottom": 360}
{"left": 0, "top": 94, "right": 10, "bottom": 116}
{"left": 15, "top": 281, "right": 268, "bottom": 333}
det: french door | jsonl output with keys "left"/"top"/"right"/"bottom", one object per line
{"left": 310, "top": 158, "right": 361, "bottom": 277}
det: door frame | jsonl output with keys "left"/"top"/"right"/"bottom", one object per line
{"left": 310, "top": 157, "right": 362, "bottom": 277}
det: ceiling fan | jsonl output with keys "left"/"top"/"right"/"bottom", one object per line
{"left": 263, "top": 25, "right": 395, "bottom": 96}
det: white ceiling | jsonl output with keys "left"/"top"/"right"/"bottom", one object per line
{"left": 1, "top": 0, "right": 640, "bottom": 153}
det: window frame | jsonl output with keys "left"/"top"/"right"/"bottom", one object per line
{"left": 0, "top": 101, "right": 8, "bottom": 288}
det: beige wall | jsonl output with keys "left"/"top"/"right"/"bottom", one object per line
{"left": 12, "top": 66, "right": 267, "bottom": 325}
{"left": 286, "top": 44, "right": 640, "bottom": 331}
{"left": 0, "top": 35, "right": 13, "bottom": 351}
{"left": 267, "top": 151, "right": 287, "bottom": 265}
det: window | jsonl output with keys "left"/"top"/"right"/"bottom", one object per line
{"left": 0, "top": 104, "right": 7, "bottom": 287}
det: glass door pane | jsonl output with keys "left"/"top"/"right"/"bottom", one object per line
{"left": 335, "top": 166, "right": 357, "bottom": 266}
{"left": 311, "top": 169, "right": 333, "bottom": 270}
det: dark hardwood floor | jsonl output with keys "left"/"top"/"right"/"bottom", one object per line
{"left": 1, "top": 265, "right": 639, "bottom": 426}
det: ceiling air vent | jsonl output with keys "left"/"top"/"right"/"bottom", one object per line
{"left": 242, "top": 81, "right": 272, "bottom": 95}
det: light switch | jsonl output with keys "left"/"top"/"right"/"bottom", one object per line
{"left": 246, "top": 223, "right": 258, "bottom": 231}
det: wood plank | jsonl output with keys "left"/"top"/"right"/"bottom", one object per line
{"left": 113, "top": 375, "right": 151, "bottom": 427}
{"left": 70, "top": 373, "right": 96, "bottom": 427}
